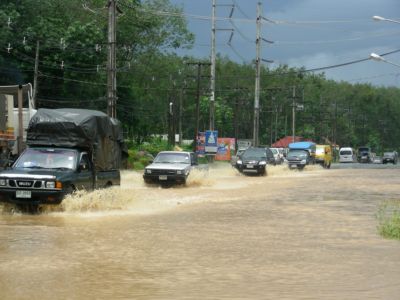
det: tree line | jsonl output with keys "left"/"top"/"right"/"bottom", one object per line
{"left": 1, "top": 0, "right": 400, "bottom": 153}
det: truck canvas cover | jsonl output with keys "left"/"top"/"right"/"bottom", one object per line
{"left": 288, "top": 141, "right": 316, "bottom": 152}
{"left": 27, "top": 108, "right": 124, "bottom": 171}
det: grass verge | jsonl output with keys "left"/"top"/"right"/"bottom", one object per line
{"left": 377, "top": 200, "right": 400, "bottom": 240}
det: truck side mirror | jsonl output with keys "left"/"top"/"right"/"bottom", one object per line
{"left": 79, "top": 162, "right": 88, "bottom": 171}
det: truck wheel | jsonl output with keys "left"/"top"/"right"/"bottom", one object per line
{"left": 65, "top": 185, "right": 75, "bottom": 196}
{"left": 104, "top": 182, "right": 112, "bottom": 188}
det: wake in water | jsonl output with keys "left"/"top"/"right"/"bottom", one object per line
{"left": 0, "top": 163, "right": 325, "bottom": 215}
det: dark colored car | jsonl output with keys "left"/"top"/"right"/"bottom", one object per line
{"left": 235, "top": 147, "right": 268, "bottom": 176}
{"left": 357, "top": 147, "right": 372, "bottom": 163}
{"left": 383, "top": 151, "right": 398, "bottom": 164}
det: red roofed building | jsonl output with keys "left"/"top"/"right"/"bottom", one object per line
{"left": 271, "top": 136, "right": 303, "bottom": 148}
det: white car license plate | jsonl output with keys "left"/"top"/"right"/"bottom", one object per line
{"left": 246, "top": 164, "right": 254, "bottom": 168}
{"left": 159, "top": 175, "right": 168, "bottom": 180}
{"left": 16, "top": 190, "right": 31, "bottom": 198}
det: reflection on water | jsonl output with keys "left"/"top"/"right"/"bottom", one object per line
{"left": 1, "top": 163, "right": 400, "bottom": 299}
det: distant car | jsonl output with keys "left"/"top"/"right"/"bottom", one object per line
{"left": 235, "top": 147, "right": 268, "bottom": 176}
{"left": 339, "top": 147, "right": 356, "bottom": 163}
{"left": 270, "top": 147, "right": 284, "bottom": 164}
{"left": 357, "top": 146, "right": 373, "bottom": 163}
{"left": 143, "top": 151, "right": 198, "bottom": 185}
{"left": 382, "top": 151, "right": 398, "bottom": 164}
{"left": 230, "top": 148, "right": 246, "bottom": 166}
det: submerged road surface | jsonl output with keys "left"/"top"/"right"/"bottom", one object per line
{"left": 1, "top": 163, "right": 400, "bottom": 299}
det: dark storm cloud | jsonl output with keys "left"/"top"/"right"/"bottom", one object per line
{"left": 170, "top": 0, "right": 400, "bottom": 86}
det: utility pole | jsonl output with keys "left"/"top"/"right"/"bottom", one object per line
{"left": 178, "top": 84, "right": 185, "bottom": 145}
{"left": 17, "top": 85, "right": 23, "bottom": 155}
{"left": 32, "top": 40, "right": 39, "bottom": 108}
{"left": 186, "top": 62, "right": 210, "bottom": 151}
{"left": 210, "top": 0, "right": 216, "bottom": 131}
{"left": 253, "top": 2, "right": 261, "bottom": 147}
{"left": 292, "top": 86, "right": 296, "bottom": 143}
{"left": 107, "top": 0, "right": 118, "bottom": 118}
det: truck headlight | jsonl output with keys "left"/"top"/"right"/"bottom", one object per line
{"left": 237, "top": 160, "right": 243, "bottom": 165}
{"left": 46, "top": 181, "right": 56, "bottom": 188}
{"left": 0, "top": 179, "right": 6, "bottom": 186}
{"left": 301, "top": 159, "right": 307, "bottom": 164}
{"left": 146, "top": 169, "right": 152, "bottom": 174}
{"left": 177, "top": 170, "right": 182, "bottom": 175}
{"left": 259, "top": 161, "right": 267, "bottom": 165}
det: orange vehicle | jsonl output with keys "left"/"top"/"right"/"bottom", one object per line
{"left": 315, "top": 144, "right": 332, "bottom": 169}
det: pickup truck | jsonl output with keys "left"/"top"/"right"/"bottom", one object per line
{"left": 0, "top": 146, "right": 120, "bottom": 205}
{"left": 143, "top": 151, "right": 199, "bottom": 185}
{"left": 0, "top": 108, "right": 124, "bottom": 206}
{"left": 287, "top": 141, "right": 316, "bottom": 170}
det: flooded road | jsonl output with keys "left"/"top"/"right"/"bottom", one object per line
{"left": 1, "top": 163, "right": 400, "bottom": 299}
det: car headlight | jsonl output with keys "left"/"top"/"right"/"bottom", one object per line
{"left": 146, "top": 169, "right": 152, "bottom": 174}
{"left": 237, "top": 160, "right": 243, "bottom": 164}
{"left": 0, "top": 179, "right": 6, "bottom": 186}
{"left": 46, "top": 181, "right": 56, "bottom": 188}
{"left": 259, "top": 161, "right": 267, "bottom": 165}
{"left": 301, "top": 159, "right": 307, "bottom": 164}
{"left": 176, "top": 170, "right": 182, "bottom": 175}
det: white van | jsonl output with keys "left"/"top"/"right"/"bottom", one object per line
{"left": 339, "top": 147, "right": 356, "bottom": 163}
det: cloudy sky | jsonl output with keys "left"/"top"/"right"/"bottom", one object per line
{"left": 169, "top": 0, "right": 400, "bottom": 87}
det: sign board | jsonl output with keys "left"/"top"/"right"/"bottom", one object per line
{"left": 196, "top": 132, "right": 206, "bottom": 155}
{"left": 205, "top": 130, "right": 218, "bottom": 153}
{"left": 215, "top": 138, "right": 232, "bottom": 161}
{"left": 237, "top": 139, "right": 252, "bottom": 150}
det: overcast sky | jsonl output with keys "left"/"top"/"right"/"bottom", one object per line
{"left": 169, "top": 0, "right": 400, "bottom": 87}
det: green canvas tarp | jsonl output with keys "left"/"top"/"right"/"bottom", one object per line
{"left": 27, "top": 108, "right": 125, "bottom": 171}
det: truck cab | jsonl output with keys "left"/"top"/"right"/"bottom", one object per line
{"left": 287, "top": 141, "right": 316, "bottom": 170}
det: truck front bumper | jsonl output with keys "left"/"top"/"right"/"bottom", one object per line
{"left": 0, "top": 188, "right": 65, "bottom": 205}
{"left": 143, "top": 174, "right": 187, "bottom": 184}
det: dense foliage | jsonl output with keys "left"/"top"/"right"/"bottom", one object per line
{"left": 1, "top": 0, "right": 400, "bottom": 153}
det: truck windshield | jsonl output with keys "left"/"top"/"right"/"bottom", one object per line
{"left": 340, "top": 150, "right": 352, "bottom": 155}
{"left": 288, "top": 150, "right": 308, "bottom": 158}
{"left": 14, "top": 148, "right": 78, "bottom": 170}
{"left": 154, "top": 153, "right": 190, "bottom": 164}
{"left": 242, "top": 148, "right": 266, "bottom": 160}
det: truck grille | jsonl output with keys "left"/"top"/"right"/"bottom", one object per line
{"left": 150, "top": 169, "right": 176, "bottom": 175}
{"left": 17, "top": 180, "right": 33, "bottom": 187}
{"left": 7, "top": 179, "right": 42, "bottom": 188}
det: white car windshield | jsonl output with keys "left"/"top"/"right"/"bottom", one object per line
{"left": 14, "top": 148, "right": 78, "bottom": 170}
{"left": 154, "top": 153, "right": 190, "bottom": 164}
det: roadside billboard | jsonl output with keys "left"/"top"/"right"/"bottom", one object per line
{"left": 215, "top": 138, "right": 233, "bottom": 161}
{"left": 205, "top": 130, "right": 218, "bottom": 153}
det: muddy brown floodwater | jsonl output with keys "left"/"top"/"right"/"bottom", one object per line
{"left": 1, "top": 163, "right": 400, "bottom": 300}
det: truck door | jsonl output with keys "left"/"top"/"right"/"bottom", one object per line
{"left": 76, "top": 152, "right": 95, "bottom": 190}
